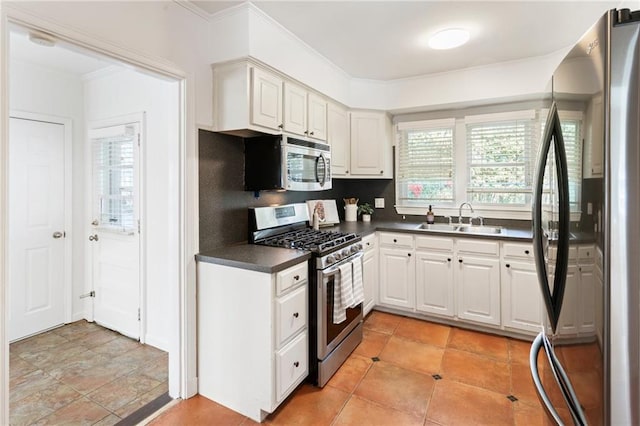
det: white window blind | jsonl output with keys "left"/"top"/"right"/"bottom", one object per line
{"left": 397, "top": 119, "right": 455, "bottom": 206}
{"left": 465, "top": 111, "right": 537, "bottom": 205}
{"left": 92, "top": 126, "right": 136, "bottom": 232}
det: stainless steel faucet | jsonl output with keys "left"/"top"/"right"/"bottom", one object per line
{"left": 458, "top": 202, "right": 474, "bottom": 224}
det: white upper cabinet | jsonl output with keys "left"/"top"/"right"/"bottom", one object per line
{"left": 350, "top": 111, "right": 392, "bottom": 177}
{"left": 283, "top": 81, "right": 308, "bottom": 137}
{"left": 327, "top": 102, "right": 350, "bottom": 176}
{"left": 307, "top": 93, "right": 328, "bottom": 141}
{"left": 251, "top": 67, "right": 284, "bottom": 131}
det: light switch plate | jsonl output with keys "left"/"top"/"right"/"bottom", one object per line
{"left": 375, "top": 198, "right": 385, "bottom": 208}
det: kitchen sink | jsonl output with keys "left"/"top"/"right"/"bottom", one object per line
{"left": 417, "top": 223, "right": 460, "bottom": 232}
{"left": 457, "top": 225, "right": 503, "bottom": 235}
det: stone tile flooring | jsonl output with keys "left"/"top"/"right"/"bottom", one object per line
{"left": 10, "top": 321, "right": 168, "bottom": 425}
{"left": 149, "top": 311, "right": 603, "bottom": 425}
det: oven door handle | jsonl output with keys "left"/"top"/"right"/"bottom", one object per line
{"left": 322, "top": 252, "right": 364, "bottom": 276}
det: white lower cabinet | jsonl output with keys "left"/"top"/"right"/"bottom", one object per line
{"left": 501, "top": 242, "right": 543, "bottom": 334}
{"left": 379, "top": 246, "right": 415, "bottom": 309}
{"left": 197, "top": 260, "right": 308, "bottom": 422}
{"left": 456, "top": 254, "right": 501, "bottom": 326}
{"left": 415, "top": 236, "right": 454, "bottom": 318}
{"left": 361, "top": 234, "right": 378, "bottom": 316}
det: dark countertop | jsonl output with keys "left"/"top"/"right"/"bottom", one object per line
{"left": 196, "top": 221, "right": 596, "bottom": 272}
{"left": 196, "top": 244, "right": 311, "bottom": 273}
{"left": 321, "top": 220, "right": 534, "bottom": 241}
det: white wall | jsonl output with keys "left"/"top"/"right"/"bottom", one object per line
{"left": 8, "top": 58, "right": 87, "bottom": 321}
{"left": 84, "top": 68, "right": 179, "bottom": 352}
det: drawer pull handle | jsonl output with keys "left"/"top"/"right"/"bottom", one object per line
{"left": 293, "top": 312, "right": 299, "bottom": 318}
{"left": 458, "top": 259, "right": 463, "bottom": 263}
{"left": 393, "top": 239, "right": 397, "bottom": 243}
{"left": 525, "top": 250, "right": 530, "bottom": 255}
{"left": 408, "top": 253, "right": 411, "bottom": 257}
{"left": 294, "top": 361, "right": 300, "bottom": 368}
{"left": 293, "top": 275, "right": 300, "bottom": 281}
{"left": 447, "top": 258, "right": 451, "bottom": 262}
{"left": 506, "top": 264, "right": 511, "bottom": 268}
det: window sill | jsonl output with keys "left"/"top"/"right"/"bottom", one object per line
{"left": 395, "top": 206, "right": 582, "bottom": 222}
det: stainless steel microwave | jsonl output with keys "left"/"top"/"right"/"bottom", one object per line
{"left": 244, "top": 135, "right": 331, "bottom": 192}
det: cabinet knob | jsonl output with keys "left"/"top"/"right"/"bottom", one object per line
{"left": 304, "top": 130, "right": 308, "bottom": 135}
{"left": 294, "top": 361, "right": 300, "bottom": 368}
{"left": 525, "top": 250, "right": 530, "bottom": 255}
{"left": 366, "top": 242, "right": 371, "bottom": 246}
{"left": 294, "top": 275, "right": 300, "bottom": 281}
{"left": 587, "top": 251, "right": 590, "bottom": 256}
{"left": 506, "top": 264, "right": 511, "bottom": 268}
{"left": 458, "top": 258, "right": 463, "bottom": 263}
{"left": 380, "top": 170, "right": 383, "bottom": 174}
{"left": 408, "top": 253, "right": 411, "bottom": 257}
{"left": 393, "top": 239, "right": 397, "bottom": 243}
{"left": 293, "top": 312, "right": 299, "bottom": 318}
{"left": 447, "top": 258, "right": 451, "bottom": 262}
{"left": 310, "top": 131, "right": 314, "bottom": 136}
{"left": 278, "top": 124, "right": 283, "bottom": 129}
{"left": 346, "top": 170, "right": 349, "bottom": 174}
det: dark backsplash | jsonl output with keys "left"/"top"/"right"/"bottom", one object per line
{"left": 198, "top": 130, "right": 398, "bottom": 251}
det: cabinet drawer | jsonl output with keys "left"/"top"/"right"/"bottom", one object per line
{"left": 548, "top": 246, "right": 578, "bottom": 261}
{"left": 502, "top": 243, "right": 534, "bottom": 260}
{"left": 456, "top": 239, "right": 499, "bottom": 256}
{"left": 362, "top": 234, "right": 377, "bottom": 252}
{"left": 578, "top": 245, "right": 595, "bottom": 263}
{"left": 276, "top": 332, "right": 308, "bottom": 402}
{"left": 276, "top": 262, "right": 308, "bottom": 295}
{"left": 275, "top": 286, "right": 307, "bottom": 347}
{"left": 379, "top": 233, "right": 414, "bottom": 248}
{"left": 416, "top": 236, "right": 454, "bottom": 251}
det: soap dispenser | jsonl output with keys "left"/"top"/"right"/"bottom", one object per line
{"left": 426, "top": 205, "right": 435, "bottom": 224}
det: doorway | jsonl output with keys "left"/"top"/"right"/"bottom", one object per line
{"left": 5, "top": 21, "right": 183, "bottom": 424}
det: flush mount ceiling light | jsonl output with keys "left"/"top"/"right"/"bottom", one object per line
{"left": 28, "top": 31, "right": 57, "bottom": 48}
{"left": 428, "top": 28, "right": 470, "bottom": 50}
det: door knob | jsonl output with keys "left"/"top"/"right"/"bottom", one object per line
{"left": 52, "top": 231, "right": 64, "bottom": 239}
{"left": 89, "top": 234, "right": 99, "bottom": 241}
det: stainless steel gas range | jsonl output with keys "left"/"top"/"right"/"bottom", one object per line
{"left": 249, "top": 203, "right": 364, "bottom": 387}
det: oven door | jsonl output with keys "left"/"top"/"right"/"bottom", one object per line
{"left": 284, "top": 138, "right": 332, "bottom": 191}
{"left": 317, "top": 252, "right": 363, "bottom": 360}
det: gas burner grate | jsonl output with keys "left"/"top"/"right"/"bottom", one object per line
{"left": 258, "top": 229, "right": 358, "bottom": 253}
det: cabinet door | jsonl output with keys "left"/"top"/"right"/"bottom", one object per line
{"left": 350, "top": 112, "right": 385, "bottom": 176}
{"left": 501, "top": 260, "right": 542, "bottom": 333}
{"left": 585, "top": 95, "right": 603, "bottom": 177}
{"left": 415, "top": 251, "right": 454, "bottom": 317}
{"left": 283, "top": 82, "right": 307, "bottom": 136}
{"left": 362, "top": 249, "right": 378, "bottom": 316}
{"left": 556, "top": 265, "right": 579, "bottom": 335}
{"left": 327, "top": 103, "right": 349, "bottom": 176}
{"left": 307, "top": 93, "right": 327, "bottom": 141}
{"left": 456, "top": 255, "right": 500, "bottom": 326}
{"left": 251, "top": 67, "right": 283, "bottom": 130}
{"left": 578, "top": 264, "right": 596, "bottom": 334}
{"left": 379, "top": 247, "right": 414, "bottom": 309}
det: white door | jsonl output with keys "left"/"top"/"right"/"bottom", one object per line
{"left": 501, "top": 260, "right": 543, "bottom": 333}
{"left": 379, "top": 247, "right": 414, "bottom": 309}
{"left": 456, "top": 255, "right": 501, "bottom": 326}
{"left": 90, "top": 123, "right": 140, "bottom": 339}
{"left": 8, "top": 117, "right": 66, "bottom": 341}
{"left": 416, "top": 251, "right": 454, "bottom": 317}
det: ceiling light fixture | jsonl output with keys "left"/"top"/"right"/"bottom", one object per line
{"left": 28, "top": 31, "right": 57, "bottom": 48}
{"left": 428, "top": 28, "right": 470, "bottom": 50}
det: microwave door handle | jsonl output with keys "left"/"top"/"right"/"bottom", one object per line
{"left": 316, "top": 153, "right": 327, "bottom": 187}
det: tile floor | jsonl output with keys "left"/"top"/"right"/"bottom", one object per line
{"left": 149, "top": 311, "right": 602, "bottom": 426}
{"left": 10, "top": 320, "right": 168, "bottom": 425}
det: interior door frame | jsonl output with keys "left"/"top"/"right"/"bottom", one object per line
{"left": 0, "top": 5, "right": 195, "bottom": 424}
{"left": 87, "top": 113, "right": 146, "bottom": 342}
{"left": 8, "top": 111, "right": 73, "bottom": 327}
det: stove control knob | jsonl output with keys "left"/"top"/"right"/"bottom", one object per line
{"left": 326, "top": 255, "right": 336, "bottom": 265}
{"left": 342, "top": 248, "right": 350, "bottom": 257}
{"left": 351, "top": 244, "right": 361, "bottom": 253}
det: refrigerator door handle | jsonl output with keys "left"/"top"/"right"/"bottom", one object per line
{"left": 532, "top": 101, "right": 571, "bottom": 333}
{"left": 531, "top": 332, "right": 588, "bottom": 425}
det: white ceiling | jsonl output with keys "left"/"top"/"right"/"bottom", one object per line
{"left": 193, "top": 0, "right": 631, "bottom": 80}
{"left": 9, "top": 29, "right": 117, "bottom": 76}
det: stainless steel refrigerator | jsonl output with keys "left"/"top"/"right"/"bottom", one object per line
{"left": 530, "top": 8, "right": 640, "bottom": 425}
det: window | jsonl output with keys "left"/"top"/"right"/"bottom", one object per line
{"left": 465, "top": 110, "right": 537, "bottom": 206}
{"left": 396, "top": 119, "right": 455, "bottom": 208}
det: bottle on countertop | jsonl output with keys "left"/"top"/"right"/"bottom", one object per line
{"left": 426, "top": 205, "right": 435, "bottom": 224}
